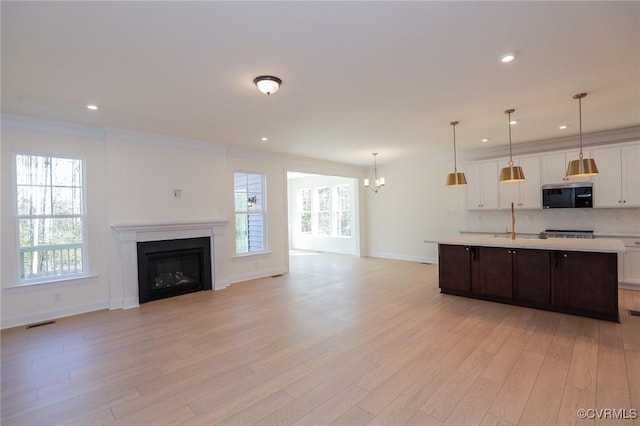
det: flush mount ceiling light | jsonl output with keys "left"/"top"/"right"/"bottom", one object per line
{"left": 254, "top": 75, "right": 282, "bottom": 96}
{"left": 566, "top": 92, "right": 599, "bottom": 178}
{"left": 500, "top": 53, "right": 515, "bottom": 63}
{"left": 499, "top": 108, "right": 526, "bottom": 183}
{"left": 364, "top": 153, "right": 385, "bottom": 193}
{"left": 446, "top": 121, "right": 467, "bottom": 187}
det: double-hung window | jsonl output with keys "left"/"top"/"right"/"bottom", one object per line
{"left": 334, "top": 184, "right": 352, "bottom": 237}
{"left": 16, "top": 153, "right": 87, "bottom": 282}
{"left": 234, "top": 172, "right": 266, "bottom": 254}
{"left": 316, "top": 186, "right": 331, "bottom": 235}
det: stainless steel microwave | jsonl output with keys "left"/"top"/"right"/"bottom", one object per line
{"left": 542, "top": 182, "right": 593, "bottom": 208}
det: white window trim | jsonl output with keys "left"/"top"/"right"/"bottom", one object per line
{"left": 13, "top": 151, "right": 89, "bottom": 285}
{"left": 233, "top": 171, "right": 268, "bottom": 255}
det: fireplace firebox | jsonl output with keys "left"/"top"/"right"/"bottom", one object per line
{"left": 137, "top": 237, "right": 212, "bottom": 303}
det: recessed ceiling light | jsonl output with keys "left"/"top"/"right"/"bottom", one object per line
{"left": 509, "top": 120, "right": 517, "bottom": 125}
{"left": 481, "top": 138, "right": 489, "bottom": 143}
{"left": 500, "top": 53, "right": 515, "bottom": 63}
{"left": 87, "top": 104, "right": 98, "bottom": 110}
{"left": 558, "top": 125, "right": 568, "bottom": 130}
{"left": 260, "top": 137, "right": 269, "bottom": 142}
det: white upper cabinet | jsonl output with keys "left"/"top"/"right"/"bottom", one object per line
{"left": 498, "top": 156, "right": 541, "bottom": 209}
{"left": 540, "top": 150, "right": 587, "bottom": 184}
{"left": 591, "top": 143, "right": 640, "bottom": 207}
{"left": 465, "top": 161, "right": 499, "bottom": 210}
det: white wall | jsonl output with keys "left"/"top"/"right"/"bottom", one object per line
{"left": 287, "top": 173, "right": 359, "bottom": 255}
{"left": 1, "top": 115, "right": 363, "bottom": 328}
{"left": 1, "top": 116, "right": 111, "bottom": 328}
{"left": 365, "top": 160, "right": 467, "bottom": 263}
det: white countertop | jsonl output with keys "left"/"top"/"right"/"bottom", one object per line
{"left": 425, "top": 235, "right": 626, "bottom": 253}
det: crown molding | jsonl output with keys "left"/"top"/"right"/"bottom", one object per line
{"left": 1, "top": 113, "right": 106, "bottom": 141}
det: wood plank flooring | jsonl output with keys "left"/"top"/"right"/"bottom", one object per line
{"left": 2, "top": 252, "right": 639, "bottom": 425}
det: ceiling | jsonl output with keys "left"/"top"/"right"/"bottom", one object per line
{"left": 2, "top": 1, "right": 639, "bottom": 167}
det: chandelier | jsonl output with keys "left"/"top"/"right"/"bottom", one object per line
{"left": 364, "top": 153, "right": 385, "bottom": 193}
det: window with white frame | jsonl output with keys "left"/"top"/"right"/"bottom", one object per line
{"left": 16, "top": 153, "right": 87, "bottom": 281}
{"left": 334, "top": 184, "right": 352, "bottom": 237}
{"left": 298, "top": 184, "right": 352, "bottom": 238}
{"left": 300, "top": 188, "right": 312, "bottom": 234}
{"left": 234, "top": 172, "right": 266, "bottom": 254}
{"left": 316, "top": 186, "right": 331, "bottom": 235}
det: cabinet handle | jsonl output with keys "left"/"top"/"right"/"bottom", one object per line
{"left": 466, "top": 247, "right": 470, "bottom": 251}
{"left": 563, "top": 254, "right": 568, "bottom": 258}
{"left": 513, "top": 250, "right": 517, "bottom": 254}
{"left": 623, "top": 200, "right": 627, "bottom": 203}
{"left": 507, "top": 250, "right": 511, "bottom": 254}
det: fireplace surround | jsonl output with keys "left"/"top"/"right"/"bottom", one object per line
{"left": 111, "top": 220, "right": 228, "bottom": 309}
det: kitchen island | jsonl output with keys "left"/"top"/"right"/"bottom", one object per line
{"left": 426, "top": 236, "right": 626, "bottom": 322}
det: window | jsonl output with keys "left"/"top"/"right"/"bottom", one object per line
{"left": 16, "top": 154, "right": 86, "bottom": 281}
{"left": 316, "top": 186, "right": 331, "bottom": 235}
{"left": 299, "top": 188, "right": 312, "bottom": 234}
{"left": 297, "top": 183, "right": 352, "bottom": 238}
{"left": 334, "top": 184, "right": 352, "bottom": 237}
{"left": 234, "top": 172, "right": 266, "bottom": 254}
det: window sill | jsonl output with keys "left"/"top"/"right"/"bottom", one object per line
{"left": 5, "top": 273, "right": 98, "bottom": 290}
{"left": 232, "top": 250, "right": 272, "bottom": 259}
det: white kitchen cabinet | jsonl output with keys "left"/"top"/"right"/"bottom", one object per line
{"left": 615, "top": 237, "right": 640, "bottom": 287}
{"left": 540, "top": 150, "right": 589, "bottom": 184}
{"left": 498, "top": 156, "right": 541, "bottom": 209}
{"left": 591, "top": 144, "right": 640, "bottom": 207}
{"left": 465, "top": 161, "right": 499, "bottom": 210}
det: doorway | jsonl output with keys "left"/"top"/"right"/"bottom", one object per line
{"left": 286, "top": 172, "right": 360, "bottom": 256}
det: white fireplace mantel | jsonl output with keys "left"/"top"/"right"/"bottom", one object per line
{"left": 110, "top": 219, "right": 228, "bottom": 309}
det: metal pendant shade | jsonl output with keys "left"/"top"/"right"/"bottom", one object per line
{"left": 446, "top": 121, "right": 467, "bottom": 186}
{"left": 566, "top": 93, "right": 599, "bottom": 178}
{"left": 499, "top": 109, "right": 525, "bottom": 183}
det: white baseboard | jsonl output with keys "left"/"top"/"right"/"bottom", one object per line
{"left": 225, "top": 267, "right": 288, "bottom": 287}
{"left": 619, "top": 282, "right": 640, "bottom": 291}
{"left": 367, "top": 251, "right": 437, "bottom": 264}
{"left": 1, "top": 301, "right": 109, "bottom": 330}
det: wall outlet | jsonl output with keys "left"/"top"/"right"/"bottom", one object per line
{"left": 527, "top": 215, "right": 533, "bottom": 223}
{"left": 173, "top": 189, "right": 182, "bottom": 199}
{"left": 52, "top": 293, "right": 62, "bottom": 302}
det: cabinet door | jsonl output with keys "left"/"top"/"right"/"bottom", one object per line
{"left": 498, "top": 159, "right": 520, "bottom": 210}
{"left": 480, "top": 162, "right": 499, "bottom": 209}
{"left": 513, "top": 249, "right": 551, "bottom": 305}
{"left": 466, "top": 162, "right": 499, "bottom": 210}
{"left": 541, "top": 151, "right": 583, "bottom": 184}
{"left": 623, "top": 245, "right": 640, "bottom": 285}
{"left": 591, "top": 147, "right": 622, "bottom": 207}
{"left": 559, "top": 251, "right": 618, "bottom": 320}
{"left": 518, "top": 157, "right": 541, "bottom": 209}
{"left": 465, "top": 164, "right": 483, "bottom": 209}
{"left": 621, "top": 144, "right": 640, "bottom": 206}
{"left": 478, "top": 247, "right": 513, "bottom": 299}
{"left": 438, "top": 245, "right": 472, "bottom": 292}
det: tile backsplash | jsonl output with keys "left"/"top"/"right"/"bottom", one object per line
{"left": 466, "top": 208, "right": 640, "bottom": 235}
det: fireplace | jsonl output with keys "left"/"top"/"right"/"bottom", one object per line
{"left": 137, "top": 237, "right": 212, "bottom": 303}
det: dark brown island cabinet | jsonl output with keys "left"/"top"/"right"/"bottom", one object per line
{"left": 438, "top": 244, "right": 619, "bottom": 322}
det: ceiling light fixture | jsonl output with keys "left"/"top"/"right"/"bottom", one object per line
{"left": 499, "top": 108, "right": 525, "bottom": 183}
{"left": 558, "top": 125, "right": 568, "bottom": 130}
{"left": 254, "top": 75, "right": 282, "bottom": 96}
{"left": 446, "top": 121, "right": 467, "bottom": 187}
{"left": 364, "top": 153, "right": 385, "bottom": 193}
{"left": 566, "top": 92, "right": 598, "bottom": 178}
{"left": 260, "top": 137, "right": 269, "bottom": 142}
{"left": 87, "top": 104, "right": 98, "bottom": 110}
{"left": 500, "top": 53, "right": 515, "bottom": 63}
{"left": 481, "top": 138, "right": 489, "bottom": 143}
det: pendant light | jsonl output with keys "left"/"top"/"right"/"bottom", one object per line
{"left": 566, "top": 93, "right": 599, "bottom": 178}
{"left": 499, "top": 108, "right": 525, "bottom": 183}
{"left": 364, "top": 153, "right": 385, "bottom": 193}
{"left": 446, "top": 121, "right": 467, "bottom": 186}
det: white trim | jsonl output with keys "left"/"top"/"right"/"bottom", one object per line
{"left": 1, "top": 301, "right": 109, "bottom": 330}
{"left": 1, "top": 113, "right": 106, "bottom": 141}
{"left": 619, "top": 282, "right": 640, "bottom": 291}
{"left": 5, "top": 273, "right": 98, "bottom": 289}
{"left": 225, "top": 267, "right": 288, "bottom": 286}
{"left": 232, "top": 250, "right": 272, "bottom": 259}
{"left": 367, "top": 251, "right": 437, "bottom": 264}
{"left": 110, "top": 219, "right": 228, "bottom": 308}
{"left": 104, "top": 127, "right": 227, "bottom": 155}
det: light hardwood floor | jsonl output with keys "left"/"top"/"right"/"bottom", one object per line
{"left": 2, "top": 252, "right": 639, "bottom": 425}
